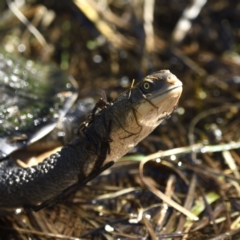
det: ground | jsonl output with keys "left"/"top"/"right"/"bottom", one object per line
{"left": 0, "top": 0, "right": 240, "bottom": 239}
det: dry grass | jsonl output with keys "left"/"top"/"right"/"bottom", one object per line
{"left": 1, "top": 0, "right": 240, "bottom": 239}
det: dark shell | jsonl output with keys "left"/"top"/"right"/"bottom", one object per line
{"left": 0, "top": 50, "right": 78, "bottom": 158}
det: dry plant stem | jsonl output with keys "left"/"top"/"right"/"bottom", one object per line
{"left": 160, "top": 210, "right": 177, "bottom": 234}
{"left": 182, "top": 221, "right": 194, "bottom": 240}
{"left": 0, "top": 225, "right": 80, "bottom": 240}
{"left": 171, "top": 0, "right": 207, "bottom": 45}
{"left": 200, "top": 187, "right": 219, "bottom": 235}
{"left": 21, "top": 6, "right": 47, "bottom": 51}
{"left": 6, "top": 0, "right": 49, "bottom": 51}
{"left": 231, "top": 215, "right": 240, "bottom": 229}
{"left": 143, "top": 0, "right": 155, "bottom": 52}
{"left": 156, "top": 174, "right": 176, "bottom": 227}
{"left": 94, "top": 187, "right": 139, "bottom": 200}
{"left": 139, "top": 156, "right": 198, "bottom": 221}
{"left": 222, "top": 150, "right": 240, "bottom": 179}
{"left": 218, "top": 189, "right": 232, "bottom": 232}
{"left": 191, "top": 206, "right": 223, "bottom": 233}
{"left": 36, "top": 210, "right": 60, "bottom": 234}
{"left": 229, "top": 180, "right": 240, "bottom": 196}
{"left": 184, "top": 164, "right": 240, "bottom": 196}
{"left": 176, "top": 174, "right": 197, "bottom": 239}
{"left": 208, "top": 228, "right": 240, "bottom": 240}
{"left": 212, "top": 212, "right": 240, "bottom": 227}
{"left": 138, "top": 142, "right": 240, "bottom": 164}
{"left": 157, "top": 232, "right": 186, "bottom": 238}
{"left": 74, "top": 0, "right": 133, "bottom": 48}
{"left": 84, "top": 0, "right": 130, "bottom": 29}
{"left": 171, "top": 48, "right": 207, "bottom": 76}
{"left": 111, "top": 231, "right": 144, "bottom": 239}
{"left": 142, "top": 215, "right": 157, "bottom": 240}
{"left": 203, "top": 154, "right": 219, "bottom": 169}
{"left": 230, "top": 150, "right": 240, "bottom": 165}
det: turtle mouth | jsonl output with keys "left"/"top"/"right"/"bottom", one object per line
{"left": 152, "top": 85, "right": 182, "bottom": 114}
{"left": 135, "top": 84, "right": 182, "bottom": 131}
{"left": 163, "top": 85, "right": 183, "bottom": 94}
{"left": 153, "top": 85, "right": 182, "bottom": 123}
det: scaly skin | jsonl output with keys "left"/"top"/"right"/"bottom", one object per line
{"left": 0, "top": 70, "right": 182, "bottom": 209}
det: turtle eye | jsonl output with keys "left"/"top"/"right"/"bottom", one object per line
{"left": 141, "top": 80, "right": 155, "bottom": 93}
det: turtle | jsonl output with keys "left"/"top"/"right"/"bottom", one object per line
{"left": 0, "top": 49, "right": 182, "bottom": 209}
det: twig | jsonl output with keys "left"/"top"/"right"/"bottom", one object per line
{"left": 143, "top": 0, "right": 155, "bottom": 52}
{"left": 171, "top": 0, "right": 207, "bottom": 45}
{"left": 6, "top": 0, "right": 49, "bottom": 51}
{"left": 139, "top": 155, "right": 199, "bottom": 221}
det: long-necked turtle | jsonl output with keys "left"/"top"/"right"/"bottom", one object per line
{"left": 0, "top": 50, "right": 182, "bottom": 209}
